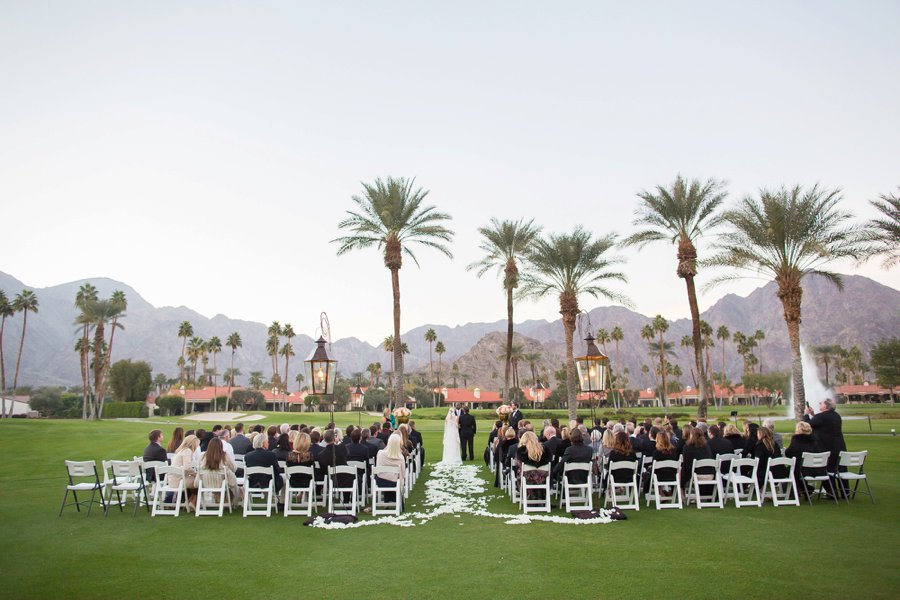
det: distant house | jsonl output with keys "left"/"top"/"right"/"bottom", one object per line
{"left": 834, "top": 384, "right": 894, "bottom": 403}
{"left": 0, "top": 395, "right": 33, "bottom": 417}
{"left": 441, "top": 387, "right": 502, "bottom": 409}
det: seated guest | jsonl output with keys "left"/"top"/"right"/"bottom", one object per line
{"left": 636, "top": 426, "right": 656, "bottom": 457}
{"left": 347, "top": 428, "right": 372, "bottom": 474}
{"left": 360, "top": 429, "right": 380, "bottom": 459}
{"left": 742, "top": 422, "right": 760, "bottom": 458}
{"left": 199, "top": 426, "right": 218, "bottom": 452}
{"left": 488, "top": 420, "right": 502, "bottom": 446}
{"left": 285, "top": 432, "right": 316, "bottom": 489}
{"left": 166, "top": 427, "right": 184, "bottom": 454}
{"left": 199, "top": 437, "right": 238, "bottom": 503}
{"left": 309, "top": 430, "right": 323, "bottom": 460}
{"left": 244, "top": 432, "right": 283, "bottom": 493}
{"left": 170, "top": 435, "right": 200, "bottom": 511}
{"left": 676, "top": 424, "right": 693, "bottom": 457}
{"left": 542, "top": 427, "right": 560, "bottom": 458}
{"left": 754, "top": 426, "right": 787, "bottom": 488}
{"left": 375, "top": 433, "right": 406, "bottom": 504}
{"left": 273, "top": 434, "right": 292, "bottom": 463}
{"left": 367, "top": 424, "right": 386, "bottom": 450}
{"left": 784, "top": 421, "right": 823, "bottom": 490}
{"left": 651, "top": 429, "right": 678, "bottom": 486}
{"left": 762, "top": 418, "right": 783, "bottom": 449}
{"left": 608, "top": 431, "right": 638, "bottom": 483}
{"left": 377, "top": 422, "right": 393, "bottom": 446}
{"left": 517, "top": 431, "right": 551, "bottom": 467}
{"left": 599, "top": 430, "right": 615, "bottom": 460}
{"left": 493, "top": 427, "right": 518, "bottom": 488}
{"left": 143, "top": 429, "right": 167, "bottom": 480}
{"left": 553, "top": 428, "right": 592, "bottom": 484}
{"left": 409, "top": 420, "right": 425, "bottom": 464}
{"left": 724, "top": 424, "right": 745, "bottom": 452}
{"left": 318, "top": 429, "right": 353, "bottom": 488}
{"left": 707, "top": 425, "right": 733, "bottom": 457}
{"left": 555, "top": 427, "right": 571, "bottom": 462}
{"left": 343, "top": 425, "right": 355, "bottom": 445}
{"left": 266, "top": 425, "right": 279, "bottom": 451}
{"left": 681, "top": 428, "right": 713, "bottom": 489}
{"left": 230, "top": 423, "right": 252, "bottom": 455}
{"left": 398, "top": 424, "right": 414, "bottom": 457}
{"left": 589, "top": 429, "right": 603, "bottom": 457}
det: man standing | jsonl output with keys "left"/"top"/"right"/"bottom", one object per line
{"left": 508, "top": 402, "right": 523, "bottom": 431}
{"left": 458, "top": 407, "right": 476, "bottom": 461}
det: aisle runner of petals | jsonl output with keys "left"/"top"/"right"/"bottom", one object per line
{"left": 307, "top": 464, "right": 616, "bottom": 529}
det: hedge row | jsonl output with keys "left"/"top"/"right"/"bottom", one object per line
{"left": 100, "top": 401, "right": 147, "bottom": 418}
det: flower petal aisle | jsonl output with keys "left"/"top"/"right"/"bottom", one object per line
{"left": 307, "top": 464, "right": 616, "bottom": 529}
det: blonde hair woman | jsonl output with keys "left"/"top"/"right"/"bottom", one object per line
{"left": 375, "top": 433, "right": 406, "bottom": 505}
{"left": 170, "top": 434, "right": 200, "bottom": 511}
{"left": 517, "top": 431, "right": 549, "bottom": 466}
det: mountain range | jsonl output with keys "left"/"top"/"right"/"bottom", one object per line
{"left": 1, "top": 270, "right": 898, "bottom": 390}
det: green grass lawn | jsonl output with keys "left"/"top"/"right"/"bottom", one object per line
{"left": 1, "top": 416, "right": 898, "bottom": 599}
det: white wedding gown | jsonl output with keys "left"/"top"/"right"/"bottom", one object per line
{"left": 440, "top": 411, "right": 463, "bottom": 466}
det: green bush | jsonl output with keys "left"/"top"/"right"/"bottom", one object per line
{"left": 156, "top": 395, "right": 185, "bottom": 416}
{"left": 100, "top": 401, "right": 146, "bottom": 418}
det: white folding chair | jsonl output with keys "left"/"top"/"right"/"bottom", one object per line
{"left": 687, "top": 458, "right": 722, "bottom": 509}
{"left": 648, "top": 459, "right": 684, "bottom": 509}
{"left": 605, "top": 461, "right": 640, "bottom": 510}
{"left": 243, "top": 466, "right": 275, "bottom": 517}
{"left": 763, "top": 457, "right": 799, "bottom": 506}
{"left": 196, "top": 467, "right": 232, "bottom": 517}
{"left": 507, "top": 461, "right": 521, "bottom": 505}
{"left": 105, "top": 460, "right": 149, "bottom": 516}
{"left": 151, "top": 465, "right": 186, "bottom": 516}
{"left": 141, "top": 460, "right": 167, "bottom": 507}
{"left": 833, "top": 450, "right": 874, "bottom": 504}
{"left": 166, "top": 452, "right": 175, "bottom": 464}
{"left": 520, "top": 464, "right": 551, "bottom": 513}
{"left": 371, "top": 466, "right": 402, "bottom": 516}
{"left": 716, "top": 453, "right": 737, "bottom": 501}
{"left": 559, "top": 463, "right": 593, "bottom": 511}
{"left": 800, "top": 452, "right": 839, "bottom": 505}
{"left": 327, "top": 466, "right": 358, "bottom": 515}
{"left": 233, "top": 455, "right": 246, "bottom": 487}
{"left": 725, "top": 458, "right": 762, "bottom": 507}
{"left": 283, "top": 466, "right": 316, "bottom": 516}
{"left": 59, "top": 460, "right": 106, "bottom": 516}
{"left": 347, "top": 461, "right": 368, "bottom": 509}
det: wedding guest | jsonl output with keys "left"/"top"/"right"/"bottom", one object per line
{"left": 599, "top": 430, "right": 615, "bottom": 460}
{"left": 804, "top": 399, "right": 846, "bottom": 472}
{"left": 762, "top": 418, "right": 783, "bottom": 449}
{"left": 555, "top": 427, "right": 571, "bottom": 461}
{"left": 707, "top": 425, "right": 733, "bottom": 457}
{"left": 383, "top": 407, "right": 396, "bottom": 429}
{"left": 553, "top": 428, "right": 592, "bottom": 483}
{"left": 409, "top": 420, "right": 425, "bottom": 463}
{"left": 753, "top": 427, "right": 787, "bottom": 488}
{"left": 266, "top": 425, "right": 279, "bottom": 450}
{"left": 668, "top": 418, "right": 683, "bottom": 442}
{"left": 377, "top": 422, "right": 393, "bottom": 446}
{"left": 166, "top": 427, "right": 184, "bottom": 454}
{"left": 318, "top": 429, "right": 353, "bottom": 488}
{"left": 508, "top": 402, "right": 523, "bottom": 431}
{"left": 244, "top": 432, "right": 282, "bottom": 494}
{"left": 517, "top": 431, "right": 551, "bottom": 467}
{"left": 742, "top": 422, "right": 760, "bottom": 458}
{"left": 681, "top": 428, "right": 713, "bottom": 488}
{"left": 542, "top": 427, "right": 560, "bottom": 458}
{"left": 724, "top": 424, "right": 745, "bottom": 452}
{"left": 199, "top": 437, "right": 238, "bottom": 502}
{"left": 651, "top": 429, "right": 678, "bottom": 484}
{"left": 170, "top": 435, "right": 200, "bottom": 511}
{"left": 375, "top": 433, "right": 406, "bottom": 504}
{"left": 608, "top": 432, "right": 637, "bottom": 483}
{"left": 230, "top": 423, "right": 251, "bottom": 455}
{"left": 589, "top": 429, "right": 603, "bottom": 457}
{"left": 309, "top": 431, "right": 323, "bottom": 460}
{"left": 347, "top": 428, "right": 371, "bottom": 465}
{"left": 676, "top": 424, "right": 693, "bottom": 456}
{"left": 785, "top": 421, "right": 823, "bottom": 490}
{"left": 343, "top": 425, "right": 355, "bottom": 445}
{"left": 286, "top": 432, "right": 316, "bottom": 489}
{"left": 398, "top": 423, "right": 414, "bottom": 456}
{"left": 273, "top": 434, "right": 292, "bottom": 462}
{"left": 364, "top": 427, "right": 384, "bottom": 453}
{"left": 143, "top": 429, "right": 167, "bottom": 480}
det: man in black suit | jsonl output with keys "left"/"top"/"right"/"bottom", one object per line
{"left": 542, "top": 426, "right": 560, "bottom": 458}
{"left": 458, "top": 407, "right": 476, "bottom": 461}
{"left": 804, "top": 399, "right": 846, "bottom": 472}
{"left": 244, "top": 433, "right": 283, "bottom": 493}
{"left": 318, "top": 429, "right": 354, "bottom": 489}
{"left": 552, "top": 429, "right": 593, "bottom": 484}
{"left": 346, "top": 428, "right": 371, "bottom": 492}
{"left": 508, "top": 402, "right": 523, "bottom": 431}
{"left": 309, "top": 430, "right": 323, "bottom": 461}
{"left": 409, "top": 420, "right": 425, "bottom": 464}
{"left": 230, "top": 423, "right": 252, "bottom": 455}
{"left": 377, "top": 422, "right": 393, "bottom": 446}
{"left": 361, "top": 428, "right": 382, "bottom": 456}
{"left": 142, "top": 429, "right": 167, "bottom": 481}
{"left": 707, "top": 425, "right": 733, "bottom": 457}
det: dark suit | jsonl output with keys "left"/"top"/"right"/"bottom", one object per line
{"left": 553, "top": 444, "right": 593, "bottom": 483}
{"left": 542, "top": 436, "right": 561, "bottom": 459}
{"left": 142, "top": 442, "right": 167, "bottom": 481}
{"left": 318, "top": 443, "right": 354, "bottom": 487}
{"left": 244, "top": 448, "right": 283, "bottom": 493}
{"left": 230, "top": 434, "right": 252, "bottom": 455}
{"left": 377, "top": 430, "right": 392, "bottom": 446}
{"left": 707, "top": 436, "right": 733, "bottom": 458}
{"left": 804, "top": 409, "right": 846, "bottom": 471}
{"left": 409, "top": 428, "right": 424, "bottom": 464}
{"left": 458, "top": 412, "right": 476, "bottom": 460}
{"left": 509, "top": 409, "right": 523, "bottom": 431}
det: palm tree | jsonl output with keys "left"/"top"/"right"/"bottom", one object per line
{"left": 248, "top": 371, "right": 263, "bottom": 390}
{"left": 105, "top": 290, "right": 127, "bottom": 376}
{"left": 334, "top": 176, "right": 454, "bottom": 407}
{"left": 72, "top": 284, "right": 98, "bottom": 419}
{"left": 753, "top": 329, "right": 766, "bottom": 373}
{"left": 521, "top": 227, "right": 631, "bottom": 420}
{"left": 863, "top": 188, "right": 899, "bottom": 269}
{"left": 610, "top": 325, "right": 624, "bottom": 408}
{"left": 295, "top": 372, "right": 305, "bottom": 390}
{"left": 523, "top": 351, "right": 542, "bottom": 386}
{"left": 282, "top": 323, "right": 295, "bottom": 391}
{"left": 716, "top": 325, "right": 730, "bottom": 399}
{"left": 280, "top": 343, "right": 295, "bottom": 392}
{"left": 83, "top": 297, "right": 123, "bottom": 419}
{"left": 0, "top": 291, "right": 13, "bottom": 416}
{"left": 640, "top": 324, "right": 657, "bottom": 404}
{"left": 468, "top": 218, "right": 541, "bottom": 402}
{"left": 707, "top": 184, "right": 868, "bottom": 418}
{"left": 223, "top": 367, "right": 241, "bottom": 387}
{"left": 226, "top": 331, "right": 242, "bottom": 396}
{"left": 623, "top": 175, "right": 727, "bottom": 418}
{"left": 187, "top": 336, "right": 204, "bottom": 384}
{"left": 596, "top": 328, "right": 611, "bottom": 355}
{"left": 267, "top": 321, "right": 282, "bottom": 380}
{"left": 814, "top": 344, "right": 841, "bottom": 386}
{"left": 424, "top": 328, "right": 437, "bottom": 405}
{"left": 383, "top": 335, "right": 395, "bottom": 393}
{"left": 506, "top": 343, "right": 525, "bottom": 390}
{"left": 177, "top": 321, "right": 193, "bottom": 384}
{"left": 652, "top": 315, "right": 670, "bottom": 408}
{"left": 435, "top": 341, "right": 446, "bottom": 389}
{"left": 451, "top": 362, "right": 460, "bottom": 388}
{"left": 9, "top": 290, "right": 39, "bottom": 417}
{"left": 207, "top": 336, "right": 222, "bottom": 409}
{"left": 700, "top": 320, "right": 715, "bottom": 398}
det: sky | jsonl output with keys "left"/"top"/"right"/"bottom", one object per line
{"left": 1, "top": 1, "right": 898, "bottom": 346}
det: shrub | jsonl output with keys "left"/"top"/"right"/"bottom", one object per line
{"left": 156, "top": 395, "right": 185, "bottom": 416}
{"left": 100, "top": 401, "right": 146, "bottom": 418}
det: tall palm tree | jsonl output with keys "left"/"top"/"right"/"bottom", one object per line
{"left": 267, "top": 321, "right": 282, "bottom": 380}
{"left": 424, "top": 328, "right": 437, "bottom": 405}
{"left": 207, "top": 336, "right": 222, "bottom": 409}
{"left": 84, "top": 297, "right": 123, "bottom": 419}
{"left": 523, "top": 351, "right": 542, "bottom": 386}
{"left": 187, "top": 336, "right": 204, "bottom": 384}
{"left": 383, "top": 335, "right": 395, "bottom": 394}
{"left": 105, "top": 290, "right": 127, "bottom": 376}
{"left": 248, "top": 371, "right": 263, "bottom": 390}
{"left": 700, "top": 320, "right": 715, "bottom": 396}
{"left": 623, "top": 175, "right": 727, "bottom": 418}
{"left": 596, "top": 328, "right": 611, "bottom": 355}
{"left": 9, "top": 290, "right": 39, "bottom": 417}
{"left": 177, "top": 321, "right": 193, "bottom": 384}
{"left": 506, "top": 342, "right": 525, "bottom": 391}
{"left": 226, "top": 331, "right": 242, "bottom": 397}
{"left": 223, "top": 368, "right": 241, "bottom": 387}
{"left": 652, "top": 315, "right": 670, "bottom": 408}
{"left": 521, "top": 227, "right": 631, "bottom": 420}
{"left": 282, "top": 323, "right": 295, "bottom": 391}
{"left": 280, "top": 344, "right": 295, "bottom": 392}
{"left": 468, "top": 218, "right": 541, "bottom": 402}
{"left": 640, "top": 324, "right": 657, "bottom": 404}
{"left": 707, "top": 184, "right": 868, "bottom": 418}
{"left": 335, "top": 176, "right": 454, "bottom": 407}
{"left": 0, "top": 291, "right": 13, "bottom": 416}
{"left": 753, "top": 329, "right": 766, "bottom": 373}
{"left": 863, "top": 188, "right": 899, "bottom": 269}
{"left": 435, "top": 341, "right": 446, "bottom": 389}
{"left": 74, "top": 284, "right": 98, "bottom": 419}
{"left": 451, "top": 362, "right": 460, "bottom": 388}
{"left": 813, "top": 344, "right": 841, "bottom": 386}
{"left": 716, "top": 325, "right": 730, "bottom": 398}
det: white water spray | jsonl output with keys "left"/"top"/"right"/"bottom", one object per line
{"left": 790, "top": 345, "right": 835, "bottom": 417}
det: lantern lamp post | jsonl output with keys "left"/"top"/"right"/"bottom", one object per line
{"left": 352, "top": 382, "right": 365, "bottom": 425}
{"left": 305, "top": 335, "right": 337, "bottom": 423}
{"left": 575, "top": 333, "right": 610, "bottom": 420}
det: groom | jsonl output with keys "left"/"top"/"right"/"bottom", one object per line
{"left": 458, "top": 406, "right": 476, "bottom": 461}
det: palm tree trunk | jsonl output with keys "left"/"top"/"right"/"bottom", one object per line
{"left": 428, "top": 342, "right": 434, "bottom": 407}
{"left": 777, "top": 275, "right": 805, "bottom": 419}
{"left": 685, "top": 275, "right": 709, "bottom": 418}
{"left": 0, "top": 315, "right": 6, "bottom": 399}
{"left": 228, "top": 349, "right": 234, "bottom": 401}
{"left": 658, "top": 333, "right": 668, "bottom": 409}
{"left": 504, "top": 284, "right": 513, "bottom": 403}
{"left": 10, "top": 310, "right": 28, "bottom": 417}
{"left": 613, "top": 340, "right": 620, "bottom": 410}
{"left": 180, "top": 336, "right": 187, "bottom": 383}
{"left": 391, "top": 266, "right": 403, "bottom": 409}
{"left": 560, "top": 293, "right": 579, "bottom": 421}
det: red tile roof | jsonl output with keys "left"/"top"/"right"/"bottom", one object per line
{"left": 443, "top": 388, "right": 502, "bottom": 403}
{"left": 835, "top": 384, "right": 893, "bottom": 395}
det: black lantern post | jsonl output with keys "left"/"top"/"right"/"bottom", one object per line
{"left": 352, "top": 382, "right": 365, "bottom": 426}
{"left": 533, "top": 379, "right": 546, "bottom": 408}
{"left": 305, "top": 335, "right": 337, "bottom": 422}
{"left": 575, "top": 333, "right": 610, "bottom": 420}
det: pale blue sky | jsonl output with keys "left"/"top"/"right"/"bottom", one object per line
{"left": 1, "top": 1, "right": 898, "bottom": 344}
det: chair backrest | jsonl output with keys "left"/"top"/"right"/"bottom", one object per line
{"left": 244, "top": 465, "right": 274, "bottom": 483}
{"left": 731, "top": 457, "right": 758, "bottom": 476}
{"left": 838, "top": 450, "right": 867, "bottom": 468}
{"left": 801, "top": 451, "right": 830, "bottom": 469}
{"left": 609, "top": 460, "right": 637, "bottom": 474}
{"left": 767, "top": 456, "right": 794, "bottom": 472}
{"left": 347, "top": 460, "right": 367, "bottom": 474}
{"left": 198, "top": 467, "right": 227, "bottom": 487}
{"left": 65, "top": 460, "right": 97, "bottom": 478}
{"left": 156, "top": 465, "right": 183, "bottom": 484}
{"left": 284, "top": 465, "right": 314, "bottom": 479}
{"left": 232, "top": 455, "right": 245, "bottom": 466}
{"left": 652, "top": 459, "right": 680, "bottom": 474}
{"left": 372, "top": 465, "right": 400, "bottom": 478}
{"left": 563, "top": 462, "right": 590, "bottom": 474}
{"left": 716, "top": 452, "right": 736, "bottom": 471}
{"left": 522, "top": 464, "right": 550, "bottom": 474}
{"left": 142, "top": 460, "right": 166, "bottom": 477}
{"left": 692, "top": 458, "right": 717, "bottom": 473}
{"left": 110, "top": 459, "right": 140, "bottom": 478}
{"left": 278, "top": 460, "right": 287, "bottom": 471}
{"left": 328, "top": 465, "right": 357, "bottom": 478}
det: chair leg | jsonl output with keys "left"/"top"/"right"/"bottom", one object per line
{"left": 59, "top": 489, "right": 70, "bottom": 517}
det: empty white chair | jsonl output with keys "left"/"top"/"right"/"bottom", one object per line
{"left": 243, "top": 466, "right": 275, "bottom": 517}
{"left": 800, "top": 452, "right": 838, "bottom": 506}
{"left": 833, "top": 450, "right": 873, "bottom": 504}
{"left": 196, "top": 467, "right": 232, "bottom": 517}
{"left": 371, "top": 466, "right": 402, "bottom": 516}
{"left": 763, "top": 457, "right": 799, "bottom": 507}
{"left": 283, "top": 466, "right": 316, "bottom": 516}
{"left": 560, "top": 463, "right": 593, "bottom": 512}
{"left": 520, "top": 464, "right": 552, "bottom": 513}
{"left": 725, "top": 458, "right": 762, "bottom": 508}
{"left": 327, "top": 466, "right": 358, "bottom": 515}
{"left": 59, "top": 460, "right": 106, "bottom": 516}
{"left": 648, "top": 459, "right": 685, "bottom": 510}
{"left": 687, "top": 458, "right": 722, "bottom": 509}
{"left": 605, "top": 461, "right": 640, "bottom": 511}
{"left": 105, "top": 460, "right": 149, "bottom": 516}
{"left": 151, "top": 465, "right": 186, "bottom": 516}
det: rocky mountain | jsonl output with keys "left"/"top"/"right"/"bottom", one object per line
{"left": 1, "top": 270, "right": 897, "bottom": 389}
{"left": 448, "top": 331, "right": 567, "bottom": 390}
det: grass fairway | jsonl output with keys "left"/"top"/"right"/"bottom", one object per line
{"left": 1, "top": 415, "right": 898, "bottom": 600}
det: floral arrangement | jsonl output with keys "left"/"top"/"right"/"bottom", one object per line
{"left": 392, "top": 407, "right": 411, "bottom": 418}
{"left": 496, "top": 404, "right": 512, "bottom": 417}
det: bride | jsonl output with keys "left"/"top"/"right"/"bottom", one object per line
{"left": 439, "top": 408, "right": 463, "bottom": 466}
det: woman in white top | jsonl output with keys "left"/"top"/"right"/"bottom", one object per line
{"left": 375, "top": 434, "right": 406, "bottom": 505}
{"left": 170, "top": 434, "right": 199, "bottom": 511}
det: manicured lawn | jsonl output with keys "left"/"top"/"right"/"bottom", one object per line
{"left": 0, "top": 417, "right": 897, "bottom": 599}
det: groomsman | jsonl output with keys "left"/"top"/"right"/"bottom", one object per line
{"left": 458, "top": 408, "right": 476, "bottom": 461}
{"left": 509, "top": 402, "right": 523, "bottom": 431}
